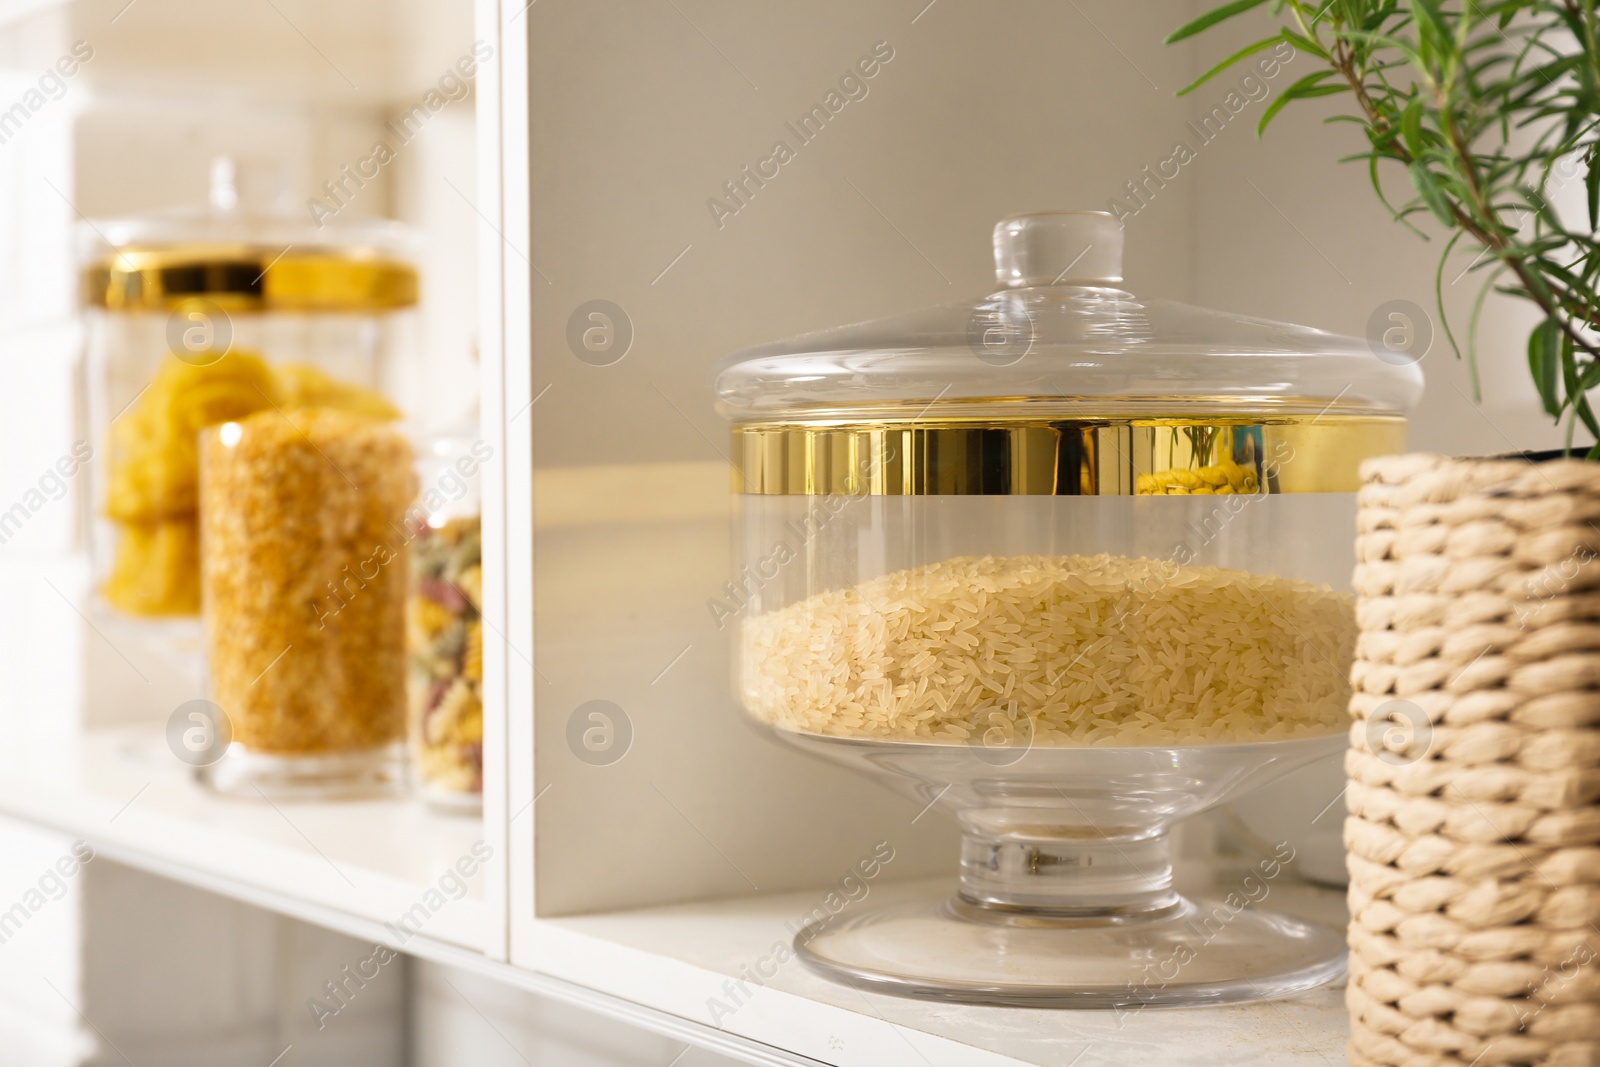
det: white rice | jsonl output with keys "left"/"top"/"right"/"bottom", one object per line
{"left": 739, "top": 554, "right": 1354, "bottom": 746}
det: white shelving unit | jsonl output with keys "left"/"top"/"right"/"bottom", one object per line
{"left": 0, "top": 0, "right": 1409, "bottom": 1063}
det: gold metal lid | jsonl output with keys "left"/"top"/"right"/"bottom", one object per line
{"left": 733, "top": 416, "right": 1405, "bottom": 496}
{"left": 85, "top": 246, "right": 418, "bottom": 312}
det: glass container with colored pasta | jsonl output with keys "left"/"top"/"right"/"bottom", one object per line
{"left": 406, "top": 429, "right": 486, "bottom": 813}
{"left": 80, "top": 156, "right": 417, "bottom": 677}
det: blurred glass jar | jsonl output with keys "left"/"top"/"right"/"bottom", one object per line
{"left": 80, "top": 156, "right": 418, "bottom": 672}
{"left": 198, "top": 409, "right": 417, "bottom": 798}
{"left": 405, "top": 428, "right": 487, "bottom": 813}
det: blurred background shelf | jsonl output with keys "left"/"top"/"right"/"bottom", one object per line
{"left": 0, "top": 721, "right": 490, "bottom": 950}
{"left": 36, "top": 0, "right": 474, "bottom": 105}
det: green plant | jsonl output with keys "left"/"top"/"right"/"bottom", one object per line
{"left": 1167, "top": 1, "right": 1600, "bottom": 453}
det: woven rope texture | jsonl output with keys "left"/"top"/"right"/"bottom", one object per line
{"left": 1348, "top": 454, "right": 1600, "bottom": 1067}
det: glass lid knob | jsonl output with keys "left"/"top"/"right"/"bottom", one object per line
{"left": 993, "top": 211, "right": 1124, "bottom": 288}
{"left": 208, "top": 154, "right": 293, "bottom": 216}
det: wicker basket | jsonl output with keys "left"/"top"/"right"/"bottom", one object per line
{"left": 1347, "top": 453, "right": 1600, "bottom": 1067}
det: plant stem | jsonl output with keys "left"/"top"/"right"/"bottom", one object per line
{"left": 1325, "top": 24, "right": 1600, "bottom": 364}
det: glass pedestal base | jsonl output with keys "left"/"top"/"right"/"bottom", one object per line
{"left": 795, "top": 893, "right": 1346, "bottom": 1009}
{"left": 763, "top": 729, "right": 1349, "bottom": 1009}
{"left": 200, "top": 743, "right": 406, "bottom": 800}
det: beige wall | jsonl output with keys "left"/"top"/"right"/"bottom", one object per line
{"left": 527, "top": 0, "right": 1216, "bottom": 915}
{"left": 528, "top": 0, "right": 1206, "bottom": 466}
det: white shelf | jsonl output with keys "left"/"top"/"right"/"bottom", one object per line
{"left": 0, "top": 725, "right": 489, "bottom": 950}
{"left": 528, "top": 875, "right": 1352, "bottom": 1067}
{"left": 0, "top": 728, "right": 827, "bottom": 1066}
{"left": 0, "top": 721, "right": 1354, "bottom": 1067}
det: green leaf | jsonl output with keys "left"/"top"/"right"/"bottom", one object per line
{"left": 1256, "top": 70, "right": 1344, "bottom": 136}
{"left": 1562, "top": 336, "right": 1600, "bottom": 440}
{"left": 1576, "top": 397, "right": 1600, "bottom": 447}
{"left": 1256, "top": 91, "right": 1298, "bottom": 136}
{"left": 1399, "top": 97, "right": 1424, "bottom": 158}
{"left": 1466, "top": 265, "right": 1504, "bottom": 400}
{"left": 1408, "top": 161, "right": 1457, "bottom": 226}
{"left": 1165, "top": 0, "right": 1267, "bottom": 44}
{"left": 1296, "top": 85, "right": 1352, "bottom": 99}
{"left": 1335, "top": 28, "right": 1425, "bottom": 67}
{"left": 1577, "top": 357, "right": 1600, "bottom": 393}
{"left": 1434, "top": 231, "right": 1465, "bottom": 360}
{"left": 1176, "top": 36, "right": 1285, "bottom": 95}
{"left": 1280, "top": 29, "right": 1331, "bottom": 60}
{"left": 1530, "top": 318, "right": 1562, "bottom": 417}
{"left": 1588, "top": 149, "right": 1599, "bottom": 231}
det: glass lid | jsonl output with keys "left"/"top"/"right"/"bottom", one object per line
{"left": 715, "top": 211, "right": 1423, "bottom": 421}
{"left": 83, "top": 156, "right": 417, "bottom": 312}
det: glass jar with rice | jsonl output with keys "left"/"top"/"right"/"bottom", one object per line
{"left": 714, "top": 211, "right": 1421, "bottom": 1008}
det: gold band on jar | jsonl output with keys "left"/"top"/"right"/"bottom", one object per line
{"left": 86, "top": 247, "right": 418, "bottom": 311}
{"left": 731, "top": 417, "right": 1405, "bottom": 495}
